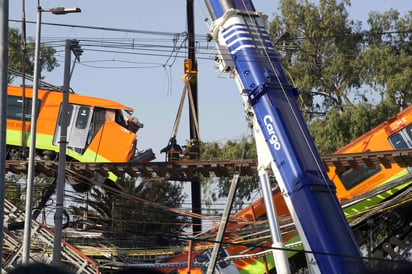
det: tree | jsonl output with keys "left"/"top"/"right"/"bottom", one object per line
{"left": 360, "top": 9, "right": 412, "bottom": 108}
{"left": 4, "top": 27, "right": 59, "bottom": 216}
{"left": 309, "top": 101, "right": 400, "bottom": 154}
{"left": 202, "top": 1, "right": 411, "bottom": 202}
{"left": 201, "top": 136, "right": 256, "bottom": 161}
{"left": 200, "top": 137, "right": 260, "bottom": 209}
{"left": 269, "top": 0, "right": 363, "bottom": 117}
{"left": 268, "top": 0, "right": 411, "bottom": 151}
{"left": 8, "top": 27, "right": 58, "bottom": 83}
{"left": 4, "top": 173, "right": 56, "bottom": 221}
{"left": 70, "top": 178, "right": 188, "bottom": 246}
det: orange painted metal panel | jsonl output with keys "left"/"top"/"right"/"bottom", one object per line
{"left": 330, "top": 106, "right": 412, "bottom": 201}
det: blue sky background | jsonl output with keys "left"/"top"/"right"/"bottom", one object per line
{"left": 8, "top": 0, "right": 411, "bottom": 159}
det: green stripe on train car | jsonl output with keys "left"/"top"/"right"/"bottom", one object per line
{"left": 239, "top": 236, "right": 303, "bottom": 273}
{"left": 343, "top": 170, "right": 411, "bottom": 221}
{"left": 7, "top": 129, "right": 118, "bottom": 184}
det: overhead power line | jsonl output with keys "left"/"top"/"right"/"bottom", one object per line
{"left": 9, "top": 18, "right": 411, "bottom": 41}
{"left": 8, "top": 19, "right": 210, "bottom": 40}
{"left": 8, "top": 18, "right": 409, "bottom": 72}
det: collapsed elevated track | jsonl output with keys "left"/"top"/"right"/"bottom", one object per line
{"left": 5, "top": 148, "right": 412, "bottom": 180}
{"left": 3, "top": 148, "right": 412, "bottom": 271}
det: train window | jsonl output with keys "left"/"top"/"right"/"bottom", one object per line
{"left": 58, "top": 104, "right": 73, "bottom": 126}
{"left": 194, "top": 249, "right": 234, "bottom": 273}
{"left": 389, "top": 124, "right": 412, "bottom": 149}
{"left": 75, "top": 107, "right": 90, "bottom": 129}
{"left": 115, "top": 109, "right": 128, "bottom": 129}
{"left": 7, "top": 95, "right": 38, "bottom": 120}
{"left": 337, "top": 164, "right": 381, "bottom": 190}
{"left": 87, "top": 108, "right": 106, "bottom": 145}
{"left": 195, "top": 251, "right": 209, "bottom": 273}
{"left": 406, "top": 125, "right": 412, "bottom": 140}
{"left": 389, "top": 133, "right": 409, "bottom": 149}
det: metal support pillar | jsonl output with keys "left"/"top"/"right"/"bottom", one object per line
{"left": 187, "top": 0, "right": 201, "bottom": 234}
{"left": 258, "top": 168, "right": 291, "bottom": 274}
{"left": 52, "top": 39, "right": 71, "bottom": 265}
{"left": 0, "top": 0, "right": 9, "bottom": 258}
{"left": 206, "top": 174, "right": 240, "bottom": 274}
{"left": 22, "top": 3, "right": 42, "bottom": 262}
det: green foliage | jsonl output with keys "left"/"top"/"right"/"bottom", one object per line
{"left": 4, "top": 174, "right": 55, "bottom": 210}
{"left": 266, "top": 0, "right": 411, "bottom": 151}
{"left": 309, "top": 101, "right": 400, "bottom": 154}
{"left": 200, "top": 137, "right": 259, "bottom": 209}
{"left": 74, "top": 178, "right": 188, "bottom": 245}
{"left": 360, "top": 10, "right": 412, "bottom": 108}
{"left": 8, "top": 27, "right": 58, "bottom": 83}
{"left": 201, "top": 136, "right": 256, "bottom": 160}
{"left": 269, "top": 1, "right": 411, "bottom": 118}
{"left": 269, "top": 0, "right": 363, "bottom": 117}
{"left": 4, "top": 177, "right": 24, "bottom": 206}
{"left": 201, "top": 0, "right": 410, "bottom": 201}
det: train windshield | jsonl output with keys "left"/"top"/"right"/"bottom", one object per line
{"left": 117, "top": 109, "right": 143, "bottom": 133}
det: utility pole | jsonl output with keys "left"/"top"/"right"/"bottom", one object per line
{"left": 52, "top": 39, "right": 71, "bottom": 265}
{"left": 53, "top": 39, "right": 82, "bottom": 265}
{"left": 186, "top": 0, "right": 201, "bottom": 234}
{"left": 20, "top": 0, "right": 27, "bottom": 158}
{"left": 22, "top": 2, "right": 42, "bottom": 262}
{"left": 0, "top": 0, "right": 9, "bottom": 258}
{"left": 22, "top": 3, "right": 81, "bottom": 263}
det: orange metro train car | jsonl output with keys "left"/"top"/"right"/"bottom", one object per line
{"left": 6, "top": 85, "right": 152, "bottom": 167}
{"left": 160, "top": 106, "right": 412, "bottom": 273}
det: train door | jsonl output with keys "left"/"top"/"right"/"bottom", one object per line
{"left": 54, "top": 104, "right": 93, "bottom": 151}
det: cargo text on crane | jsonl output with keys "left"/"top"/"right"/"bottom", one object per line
{"left": 264, "top": 115, "right": 281, "bottom": 150}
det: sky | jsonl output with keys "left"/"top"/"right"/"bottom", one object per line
{"left": 7, "top": 0, "right": 411, "bottom": 160}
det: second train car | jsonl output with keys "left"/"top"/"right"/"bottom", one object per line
{"left": 329, "top": 105, "right": 412, "bottom": 201}
{"left": 161, "top": 105, "right": 412, "bottom": 273}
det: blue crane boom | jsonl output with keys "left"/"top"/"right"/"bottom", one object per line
{"left": 204, "top": 0, "right": 366, "bottom": 273}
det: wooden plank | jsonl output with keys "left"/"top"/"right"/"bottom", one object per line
{"left": 377, "top": 154, "right": 392, "bottom": 169}
{"left": 393, "top": 152, "right": 407, "bottom": 168}
{"left": 361, "top": 156, "right": 376, "bottom": 170}
{"left": 6, "top": 164, "right": 25, "bottom": 174}
{"left": 197, "top": 166, "right": 210, "bottom": 177}
{"left": 322, "top": 160, "right": 330, "bottom": 172}
{"left": 240, "top": 166, "right": 254, "bottom": 176}
{"left": 136, "top": 165, "right": 152, "bottom": 178}
{"left": 86, "top": 163, "right": 109, "bottom": 177}
{"left": 216, "top": 165, "right": 230, "bottom": 177}
{"left": 166, "top": 166, "right": 181, "bottom": 178}
{"left": 181, "top": 166, "right": 194, "bottom": 177}
{"left": 210, "top": 164, "right": 223, "bottom": 177}
{"left": 35, "top": 162, "right": 55, "bottom": 177}
{"left": 153, "top": 164, "right": 167, "bottom": 177}
{"left": 125, "top": 166, "right": 139, "bottom": 177}
{"left": 347, "top": 157, "right": 360, "bottom": 170}
{"left": 7, "top": 148, "right": 412, "bottom": 181}
{"left": 110, "top": 166, "right": 124, "bottom": 177}
{"left": 332, "top": 157, "right": 345, "bottom": 172}
{"left": 402, "top": 152, "right": 412, "bottom": 166}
